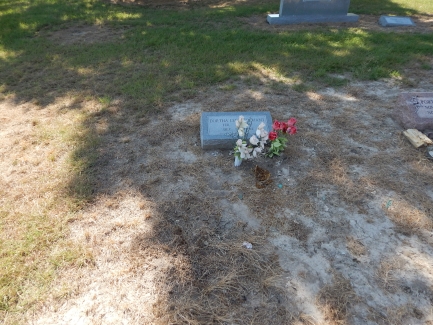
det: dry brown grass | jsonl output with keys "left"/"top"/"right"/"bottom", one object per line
{"left": 317, "top": 273, "right": 358, "bottom": 325}
{"left": 346, "top": 237, "right": 367, "bottom": 257}
{"left": 384, "top": 198, "right": 433, "bottom": 236}
{"left": 0, "top": 97, "right": 98, "bottom": 322}
{"left": 385, "top": 304, "right": 424, "bottom": 325}
{"left": 376, "top": 257, "right": 404, "bottom": 293}
{"left": 45, "top": 25, "right": 128, "bottom": 46}
{"left": 130, "top": 191, "right": 298, "bottom": 324}
{"left": 292, "top": 313, "right": 319, "bottom": 325}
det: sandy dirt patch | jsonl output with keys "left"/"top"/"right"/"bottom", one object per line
{"left": 44, "top": 25, "right": 128, "bottom": 45}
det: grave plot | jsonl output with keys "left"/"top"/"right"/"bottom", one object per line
{"left": 27, "top": 77, "right": 433, "bottom": 325}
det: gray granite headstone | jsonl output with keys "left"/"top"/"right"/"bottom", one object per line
{"left": 267, "top": 0, "right": 359, "bottom": 25}
{"left": 379, "top": 16, "right": 415, "bottom": 27}
{"left": 395, "top": 92, "right": 433, "bottom": 131}
{"left": 200, "top": 112, "right": 273, "bottom": 149}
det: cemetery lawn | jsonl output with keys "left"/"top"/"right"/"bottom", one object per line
{"left": 1, "top": 0, "right": 433, "bottom": 324}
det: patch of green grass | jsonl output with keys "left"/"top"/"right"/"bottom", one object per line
{"left": 3, "top": 24, "right": 433, "bottom": 107}
{"left": 292, "top": 83, "right": 313, "bottom": 92}
{"left": 323, "top": 76, "right": 349, "bottom": 87}
{"left": 98, "top": 95, "right": 112, "bottom": 107}
{"left": 269, "top": 80, "right": 289, "bottom": 92}
{"left": 351, "top": 0, "right": 433, "bottom": 15}
{"left": 67, "top": 113, "right": 101, "bottom": 207}
{"left": 0, "top": 1, "right": 432, "bottom": 109}
{"left": 220, "top": 83, "right": 237, "bottom": 91}
{"left": 421, "top": 63, "right": 432, "bottom": 70}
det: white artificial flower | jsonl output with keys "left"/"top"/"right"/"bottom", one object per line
{"left": 238, "top": 141, "right": 246, "bottom": 149}
{"left": 240, "top": 149, "right": 246, "bottom": 159}
{"left": 249, "top": 135, "right": 259, "bottom": 146}
{"left": 259, "top": 140, "right": 266, "bottom": 149}
{"left": 238, "top": 128, "right": 245, "bottom": 137}
{"left": 240, "top": 145, "right": 252, "bottom": 159}
{"left": 256, "top": 122, "right": 266, "bottom": 137}
{"left": 241, "top": 151, "right": 251, "bottom": 159}
{"left": 236, "top": 116, "right": 248, "bottom": 130}
{"left": 252, "top": 147, "right": 262, "bottom": 157}
{"left": 236, "top": 139, "right": 243, "bottom": 147}
{"left": 260, "top": 129, "right": 269, "bottom": 141}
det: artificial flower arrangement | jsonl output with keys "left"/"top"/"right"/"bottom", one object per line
{"left": 233, "top": 115, "right": 297, "bottom": 166}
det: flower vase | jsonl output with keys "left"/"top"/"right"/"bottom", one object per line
{"left": 234, "top": 156, "right": 242, "bottom": 167}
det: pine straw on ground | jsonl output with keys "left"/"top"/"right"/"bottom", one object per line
{"left": 131, "top": 196, "right": 298, "bottom": 324}
{"left": 317, "top": 273, "right": 358, "bottom": 325}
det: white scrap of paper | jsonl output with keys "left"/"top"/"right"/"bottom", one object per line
{"left": 242, "top": 241, "right": 253, "bottom": 249}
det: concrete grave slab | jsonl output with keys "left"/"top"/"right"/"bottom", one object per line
{"left": 200, "top": 112, "right": 272, "bottom": 150}
{"left": 379, "top": 16, "right": 415, "bottom": 27}
{"left": 395, "top": 92, "right": 433, "bottom": 131}
{"left": 267, "top": 0, "right": 359, "bottom": 25}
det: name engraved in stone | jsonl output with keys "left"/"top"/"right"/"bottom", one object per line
{"left": 207, "top": 116, "right": 267, "bottom": 136}
{"left": 409, "top": 97, "right": 433, "bottom": 119}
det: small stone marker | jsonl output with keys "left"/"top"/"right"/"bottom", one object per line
{"left": 267, "top": 0, "right": 359, "bottom": 25}
{"left": 200, "top": 111, "right": 272, "bottom": 150}
{"left": 379, "top": 16, "right": 415, "bottom": 27}
{"left": 395, "top": 92, "right": 433, "bottom": 131}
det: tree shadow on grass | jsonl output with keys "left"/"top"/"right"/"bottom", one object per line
{"left": 351, "top": 0, "right": 427, "bottom": 16}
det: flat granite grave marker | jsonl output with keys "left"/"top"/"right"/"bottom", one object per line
{"left": 200, "top": 111, "right": 273, "bottom": 149}
{"left": 395, "top": 92, "right": 433, "bottom": 131}
{"left": 379, "top": 16, "right": 415, "bottom": 27}
{"left": 267, "top": 0, "right": 359, "bottom": 25}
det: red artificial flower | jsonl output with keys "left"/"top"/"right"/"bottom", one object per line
{"left": 269, "top": 131, "right": 278, "bottom": 140}
{"left": 272, "top": 120, "right": 282, "bottom": 131}
{"left": 287, "top": 118, "right": 297, "bottom": 127}
{"left": 287, "top": 126, "right": 297, "bottom": 135}
{"left": 281, "top": 122, "right": 288, "bottom": 133}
